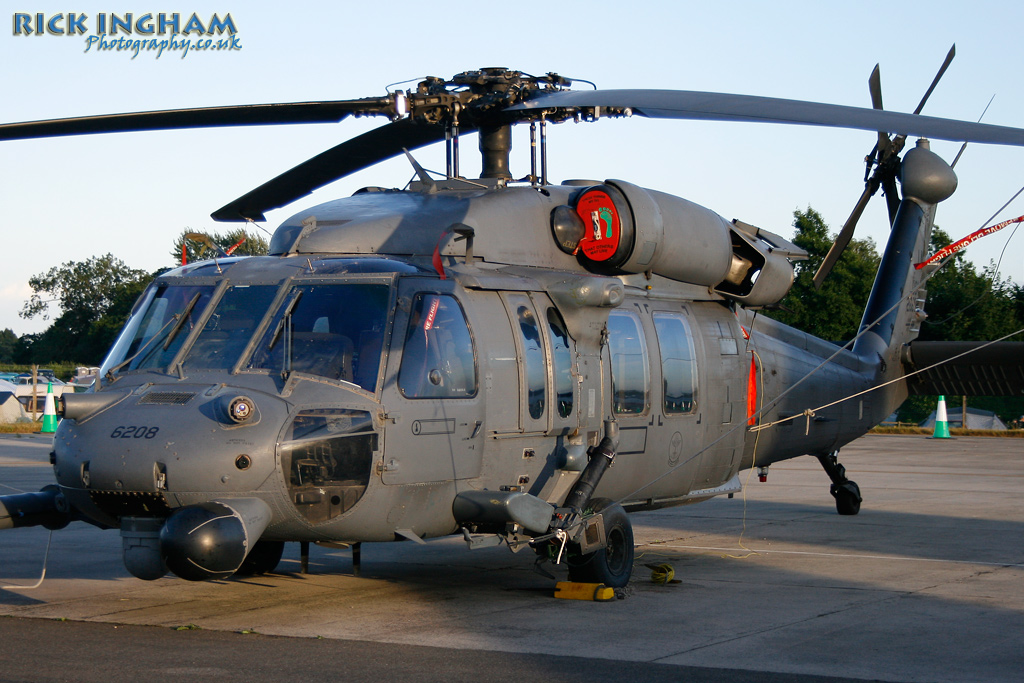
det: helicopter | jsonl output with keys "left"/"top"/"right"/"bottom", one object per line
{"left": 1, "top": 61, "right": 1022, "bottom": 589}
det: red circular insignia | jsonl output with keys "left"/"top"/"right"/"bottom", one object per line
{"left": 575, "top": 190, "right": 621, "bottom": 262}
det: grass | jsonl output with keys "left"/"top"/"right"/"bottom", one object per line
{"left": 869, "top": 425, "right": 1023, "bottom": 438}
{"left": 0, "top": 422, "right": 50, "bottom": 434}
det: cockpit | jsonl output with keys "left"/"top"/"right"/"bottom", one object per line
{"left": 99, "top": 257, "right": 420, "bottom": 394}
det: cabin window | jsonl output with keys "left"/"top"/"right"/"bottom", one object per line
{"left": 249, "top": 283, "right": 390, "bottom": 390}
{"left": 547, "top": 307, "right": 574, "bottom": 419}
{"left": 182, "top": 285, "right": 277, "bottom": 371}
{"left": 608, "top": 310, "right": 649, "bottom": 415}
{"left": 517, "top": 305, "right": 546, "bottom": 419}
{"left": 399, "top": 293, "right": 477, "bottom": 398}
{"left": 100, "top": 283, "right": 216, "bottom": 374}
{"left": 653, "top": 312, "right": 698, "bottom": 414}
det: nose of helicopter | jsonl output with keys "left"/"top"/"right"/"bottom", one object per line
{"left": 53, "top": 385, "right": 286, "bottom": 514}
{"left": 53, "top": 380, "right": 383, "bottom": 581}
{"left": 53, "top": 383, "right": 290, "bottom": 580}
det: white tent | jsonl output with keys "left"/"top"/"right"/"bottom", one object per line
{"left": 0, "top": 379, "right": 28, "bottom": 423}
{"left": 919, "top": 407, "right": 1008, "bottom": 430}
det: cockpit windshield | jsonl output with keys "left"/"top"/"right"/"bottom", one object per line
{"left": 247, "top": 283, "right": 390, "bottom": 392}
{"left": 181, "top": 285, "right": 278, "bottom": 371}
{"left": 101, "top": 278, "right": 392, "bottom": 392}
{"left": 100, "top": 283, "right": 216, "bottom": 376}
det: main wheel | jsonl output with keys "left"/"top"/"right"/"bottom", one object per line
{"left": 832, "top": 481, "right": 862, "bottom": 516}
{"left": 567, "top": 498, "right": 634, "bottom": 588}
{"left": 235, "top": 540, "right": 285, "bottom": 576}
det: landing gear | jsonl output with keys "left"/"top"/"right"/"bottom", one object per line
{"left": 235, "top": 540, "right": 285, "bottom": 576}
{"left": 567, "top": 498, "right": 635, "bottom": 587}
{"left": 816, "top": 451, "right": 862, "bottom": 516}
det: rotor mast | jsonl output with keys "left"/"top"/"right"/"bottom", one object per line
{"left": 479, "top": 124, "right": 512, "bottom": 180}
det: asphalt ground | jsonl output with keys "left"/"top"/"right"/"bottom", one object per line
{"left": 1, "top": 433, "right": 1022, "bottom": 682}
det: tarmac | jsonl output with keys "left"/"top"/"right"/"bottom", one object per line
{"left": 1, "top": 432, "right": 1022, "bottom": 682}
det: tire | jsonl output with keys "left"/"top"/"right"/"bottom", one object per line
{"left": 235, "top": 540, "right": 285, "bottom": 576}
{"left": 567, "top": 498, "right": 634, "bottom": 588}
{"left": 832, "top": 481, "right": 862, "bottom": 516}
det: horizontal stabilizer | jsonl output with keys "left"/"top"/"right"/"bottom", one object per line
{"left": 902, "top": 341, "right": 1024, "bottom": 396}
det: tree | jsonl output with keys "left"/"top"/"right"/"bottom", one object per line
{"left": 897, "top": 228, "right": 1024, "bottom": 424}
{"left": 0, "top": 328, "right": 16, "bottom": 363}
{"left": 762, "top": 212, "right": 1022, "bottom": 424}
{"left": 763, "top": 207, "right": 880, "bottom": 342}
{"left": 1013, "top": 283, "right": 1024, "bottom": 326}
{"left": 20, "top": 254, "right": 153, "bottom": 364}
{"left": 171, "top": 228, "right": 270, "bottom": 265}
{"left": 12, "top": 333, "right": 38, "bottom": 365}
{"left": 918, "top": 228, "right": 1023, "bottom": 342}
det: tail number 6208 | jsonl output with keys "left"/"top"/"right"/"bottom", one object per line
{"left": 110, "top": 426, "right": 160, "bottom": 439}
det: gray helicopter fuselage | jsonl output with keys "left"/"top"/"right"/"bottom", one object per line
{"left": 50, "top": 181, "right": 896, "bottom": 548}
{"left": 4, "top": 63, "right": 1005, "bottom": 585}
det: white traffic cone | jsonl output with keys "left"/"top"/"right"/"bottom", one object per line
{"left": 41, "top": 382, "right": 58, "bottom": 434}
{"left": 931, "top": 395, "right": 950, "bottom": 439}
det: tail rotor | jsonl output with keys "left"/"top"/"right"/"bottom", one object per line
{"left": 813, "top": 45, "right": 956, "bottom": 289}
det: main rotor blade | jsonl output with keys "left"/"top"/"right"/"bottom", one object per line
{"left": 211, "top": 118, "right": 453, "bottom": 222}
{"left": 511, "top": 89, "right": 1024, "bottom": 146}
{"left": 812, "top": 185, "right": 872, "bottom": 289}
{"left": 0, "top": 98, "right": 394, "bottom": 141}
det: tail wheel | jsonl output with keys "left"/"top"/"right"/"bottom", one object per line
{"left": 567, "top": 498, "right": 634, "bottom": 587}
{"left": 832, "top": 481, "right": 862, "bottom": 516}
{"left": 235, "top": 540, "right": 285, "bottom": 576}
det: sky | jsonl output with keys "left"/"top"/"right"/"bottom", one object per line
{"left": 1, "top": 0, "right": 1022, "bottom": 337}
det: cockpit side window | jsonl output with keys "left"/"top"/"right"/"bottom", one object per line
{"left": 248, "top": 283, "right": 390, "bottom": 391}
{"left": 398, "top": 293, "right": 477, "bottom": 399}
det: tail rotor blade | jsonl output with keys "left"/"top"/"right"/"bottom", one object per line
{"left": 813, "top": 185, "right": 871, "bottom": 289}
{"left": 913, "top": 44, "right": 955, "bottom": 116}
{"left": 816, "top": 46, "right": 956, "bottom": 289}
{"left": 817, "top": 65, "right": 888, "bottom": 290}
{"left": 868, "top": 64, "right": 891, "bottom": 156}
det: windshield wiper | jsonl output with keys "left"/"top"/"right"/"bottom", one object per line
{"left": 162, "top": 292, "right": 203, "bottom": 351}
{"left": 267, "top": 290, "right": 303, "bottom": 352}
{"left": 104, "top": 292, "right": 204, "bottom": 383}
{"left": 104, "top": 314, "right": 178, "bottom": 383}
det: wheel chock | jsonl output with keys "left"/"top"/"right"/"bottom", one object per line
{"left": 554, "top": 581, "right": 615, "bottom": 602}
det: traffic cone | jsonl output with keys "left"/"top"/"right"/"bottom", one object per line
{"left": 41, "top": 382, "right": 58, "bottom": 434}
{"left": 931, "top": 395, "right": 950, "bottom": 439}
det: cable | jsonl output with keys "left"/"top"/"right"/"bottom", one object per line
{"left": 925, "top": 219, "right": 1021, "bottom": 327}
{"left": 611, "top": 284, "right": 915, "bottom": 505}
{"left": 2, "top": 529, "right": 52, "bottom": 590}
{"left": 608, "top": 185, "right": 1024, "bottom": 509}
{"left": 722, "top": 349, "right": 764, "bottom": 560}
{"left": 750, "top": 326, "right": 1023, "bottom": 433}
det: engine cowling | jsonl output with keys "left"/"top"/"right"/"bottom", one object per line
{"left": 551, "top": 179, "right": 806, "bottom": 306}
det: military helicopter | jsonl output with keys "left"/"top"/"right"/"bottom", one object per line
{"left": 1, "top": 61, "right": 1022, "bottom": 589}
